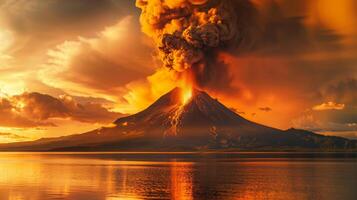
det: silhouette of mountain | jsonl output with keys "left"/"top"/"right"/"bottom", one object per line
{"left": 0, "top": 88, "right": 356, "bottom": 151}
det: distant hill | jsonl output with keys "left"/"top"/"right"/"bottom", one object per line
{"left": 0, "top": 88, "right": 356, "bottom": 151}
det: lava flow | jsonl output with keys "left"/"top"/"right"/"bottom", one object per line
{"left": 165, "top": 86, "right": 193, "bottom": 136}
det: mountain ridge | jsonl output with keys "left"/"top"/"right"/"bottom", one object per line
{"left": 0, "top": 88, "right": 356, "bottom": 151}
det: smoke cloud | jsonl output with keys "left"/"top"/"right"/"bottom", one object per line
{"left": 135, "top": 0, "right": 339, "bottom": 91}
{"left": 136, "top": 0, "right": 256, "bottom": 88}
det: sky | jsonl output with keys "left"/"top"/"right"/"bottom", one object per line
{"left": 0, "top": 0, "right": 356, "bottom": 143}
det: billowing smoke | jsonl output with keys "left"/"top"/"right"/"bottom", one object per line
{"left": 136, "top": 0, "right": 256, "bottom": 88}
{"left": 136, "top": 0, "right": 341, "bottom": 92}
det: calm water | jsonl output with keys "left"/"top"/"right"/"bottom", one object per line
{"left": 0, "top": 153, "right": 356, "bottom": 200}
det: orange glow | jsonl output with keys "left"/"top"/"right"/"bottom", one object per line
{"left": 306, "top": 0, "right": 356, "bottom": 37}
{"left": 189, "top": 0, "right": 208, "bottom": 5}
{"left": 164, "top": 81, "right": 193, "bottom": 136}
{"left": 179, "top": 71, "right": 194, "bottom": 105}
{"left": 1, "top": 0, "right": 356, "bottom": 141}
{"left": 181, "top": 86, "right": 192, "bottom": 105}
{"left": 170, "top": 161, "right": 193, "bottom": 200}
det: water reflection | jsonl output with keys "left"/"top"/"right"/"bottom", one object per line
{"left": 170, "top": 161, "right": 193, "bottom": 200}
{"left": 0, "top": 153, "right": 356, "bottom": 200}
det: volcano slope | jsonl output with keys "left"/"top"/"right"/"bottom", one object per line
{"left": 0, "top": 88, "right": 356, "bottom": 151}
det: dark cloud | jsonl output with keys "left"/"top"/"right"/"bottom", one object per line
{"left": 316, "top": 108, "right": 357, "bottom": 125}
{"left": 293, "top": 104, "right": 357, "bottom": 138}
{"left": 242, "top": 1, "right": 342, "bottom": 55}
{"left": 135, "top": 0, "right": 346, "bottom": 94}
{"left": 0, "top": 0, "right": 135, "bottom": 33}
{"left": 0, "top": 0, "right": 137, "bottom": 60}
{"left": 291, "top": 76, "right": 357, "bottom": 137}
{"left": 259, "top": 107, "right": 272, "bottom": 112}
{"left": 14, "top": 92, "right": 122, "bottom": 123}
{"left": 222, "top": 0, "right": 348, "bottom": 94}
{"left": 322, "top": 78, "right": 357, "bottom": 105}
{"left": 229, "top": 107, "right": 245, "bottom": 115}
{"left": 0, "top": 92, "right": 122, "bottom": 128}
{"left": 293, "top": 110, "right": 357, "bottom": 134}
{"left": 0, "top": 98, "right": 54, "bottom": 128}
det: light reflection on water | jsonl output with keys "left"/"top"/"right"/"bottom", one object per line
{"left": 0, "top": 153, "right": 356, "bottom": 200}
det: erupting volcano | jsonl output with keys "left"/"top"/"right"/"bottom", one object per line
{"left": 0, "top": 0, "right": 356, "bottom": 152}
{"left": 1, "top": 87, "right": 356, "bottom": 151}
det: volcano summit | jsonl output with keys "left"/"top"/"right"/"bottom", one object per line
{"left": 0, "top": 88, "right": 356, "bottom": 151}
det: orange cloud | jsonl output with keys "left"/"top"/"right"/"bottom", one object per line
{"left": 0, "top": 97, "right": 54, "bottom": 128}
{"left": 40, "top": 16, "right": 155, "bottom": 101}
{"left": 0, "top": 132, "right": 28, "bottom": 143}
{"left": 306, "top": 0, "right": 357, "bottom": 37}
{"left": 0, "top": 92, "right": 121, "bottom": 128}
{"left": 313, "top": 102, "right": 345, "bottom": 111}
{"left": 259, "top": 107, "right": 272, "bottom": 112}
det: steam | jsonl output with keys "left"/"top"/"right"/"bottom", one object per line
{"left": 136, "top": 0, "right": 255, "bottom": 83}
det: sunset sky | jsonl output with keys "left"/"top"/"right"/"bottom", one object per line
{"left": 0, "top": 0, "right": 356, "bottom": 143}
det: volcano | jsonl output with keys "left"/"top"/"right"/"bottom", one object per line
{"left": 0, "top": 88, "right": 356, "bottom": 151}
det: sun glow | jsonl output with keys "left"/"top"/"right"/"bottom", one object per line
{"left": 0, "top": 30, "right": 13, "bottom": 53}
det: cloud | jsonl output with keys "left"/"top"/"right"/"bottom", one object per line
{"left": 321, "top": 78, "right": 357, "bottom": 105}
{"left": 293, "top": 113, "right": 354, "bottom": 132}
{"left": 294, "top": 78, "right": 357, "bottom": 136}
{"left": 133, "top": 0, "right": 345, "bottom": 93}
{"left": 40, "top": 16, "right": 154, "bottom": 99}
{"left": 0, "top": 1, "right": 138, "bottom": 90}
{"left": 0, "top": 29, "right": 14, "bottom": 69}
{"left": 292, "top": 105, "right": 357, "bottom": 139}
{"left": 230, "top": 107, "right": 246, "bottom": 115}
{"left": 0, "top": 97, "right": 54, "bottom": 128}
{"left": 0, "top": 0, "right": 135, "bottom": 45}
{"left": 313, "top": 102, "right": 345, "bottom": 111}
{"left": 0, "top": 132, "right": 29, "bottom": 143}
{"left": 0, "top": 92, "right": 122, "bottom": 128}
{"left": 259, "top": 107, "right": 272, "bottom": 112}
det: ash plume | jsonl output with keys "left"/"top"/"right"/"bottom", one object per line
{"left": 136, "top": 0, "right": 256, "bottom": 88}
{"left": 136, "top": 0, "right": 340, "bottom": 92}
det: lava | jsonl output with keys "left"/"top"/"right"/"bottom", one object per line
{"left": 181, "top": 87, "right": 192, "bottom": 105}
{"left": 165, "top": 87, "right": 193, "bottom": 137}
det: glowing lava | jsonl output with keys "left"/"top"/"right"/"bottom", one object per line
{"left": 165, "top": 86, "right": 193, "bottom": 137}
{"left": 189, "top": 0, "right": 208, "bottom": 5}
{"left": 181, "top": 87, "right": 192, "bottom": 105}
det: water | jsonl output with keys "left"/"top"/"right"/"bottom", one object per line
{"left": 0, "top": 152, "right": 356, "bottom": 200}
